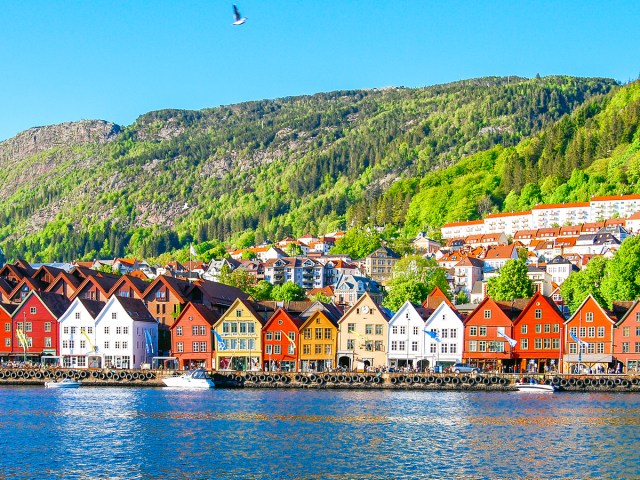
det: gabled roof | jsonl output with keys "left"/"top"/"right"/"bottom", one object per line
{"left": 144, "top": 275, "right": 196, "bottom": 303}
{"left": 263, "top": 307, "right": 304, "bottom": 330}
{"left": 14, "top": 291, "right": 72, "bottom": 319}
{"left": 112, "top": 296, "right": 156, "bottom": 323}
{"left": 421, "top": 286, "right": 454, "bottom": 311}
{"left": 564, "top": 294, "right": 615, "bottom": 325}
{"left": 483, "top": 244, "right": 516, "bottom": 260}
{"left": 455, "top": 257, "right": 485, "bottom": 268}
{"left": 257, "top": 300, "right": 314, "bottom": 313}
{"left": 340, "top": 292, "right": 390, "bottom": 323}
{"left": 69, "top": 272, "right": 121, "bottom": 301}
{"left": 108, "top": 274, "right": 150, "bottom": 298}
{"left": 464, "top": 296, "right": 527, "bottom": 325}
{"left": 77, "top": 298, "right": 107, "bottom": 319}
{"left": 0, "top": 302, "right": 17, "bottom": 316}
{"left": 194, "top": 279, "right": 249, "bottom": 306}
{"left": 31, "top": 264, "right": 67, "bottom": 283}
{"left": 172, "top": 302, "right": 221, "bottom": 329}
{"left": 299, "top": 301, "right": 343, "bottom": 323}
{"left": 613, "top": 300, "right": 640, "bottom": 326}
{"left": 0, "top": 277, "right": 15, "bottom": 296}
{"left": 513, "top": 292, "right": 564, "bottom": 325}
{"left": 44, "top": 271, "right": 82, "bottom": 293}
{"left": 9, "top": 276, "right": 47, "bottom": 299}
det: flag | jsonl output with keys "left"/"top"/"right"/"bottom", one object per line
{"left": 190, "top": 244, "right": 197, "bottom": 257}
{"left": 496, "top": 330, "right": 518, "bottom": 348}
{"left": 16, "top": 328, "right": 29, "bottom": 348}
{"left": 213, "top": 330, "right": 227, "bottom": 350}
{"left": 281, "top": 331, "right": 296, "bottom": 349}
{"left": 570, "top": 331, "right": 590, "bottom": 347}
{"left": 424, "top": 329, "right": 441, "bottom": 343}
{"left": 144, "top": 330, "right": 154, "bottom": 355}
{"left": 81, "top": 330, "right": 94, "bottom": 351}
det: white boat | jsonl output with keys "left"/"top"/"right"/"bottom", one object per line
{"left": 45, "top": 378, "right": 82, "bottom": 389}
{"left": 162, "top": 369, "right": 215, "bottom": 389}
{"left": 516, "top": 380, "right": 556, "bottom": 392}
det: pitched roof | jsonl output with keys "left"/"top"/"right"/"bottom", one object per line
{"left": 194, "top": 279, "right": 249, "bottom": 306}
{"left": 532, "top": 202, "right": 590, "bottom": 209}
{"left": 173, "top": 302, "right": 221, "bottom": 328}
{"left": 108, "top": 274, "right": 150, "bottom": 297}
{"left": 591, "top": 194, "right": 640, "bottom": 202}
{"left": 421, "top": 286, "right": 454, "bottom": 310}
{"left": 484, "top": 244, "right": 516, "bottom": 260}
{"left": 485, "top": 210, "right": 531, "bottom": 218}
{"left": 442, "top": 220, "right": 484, "bottom": 228}
{"left": 113, "top": 296, "right": 156, "bottom": 323}
{"left": 77, "top": 298, "right": 106, "bottom": 318}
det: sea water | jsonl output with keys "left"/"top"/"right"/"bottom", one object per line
{"left": 1, "top": 386, "right": 639, "bottom": 479}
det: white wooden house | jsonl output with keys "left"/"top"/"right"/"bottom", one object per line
{"left": 423, "top": 301, "right": 465, "bottom": 369}
{"left": 387, "top": 301, "right": 430, "bottom": 370}
{"left": 57, "top": 298, "right": 105, "bottom": 368}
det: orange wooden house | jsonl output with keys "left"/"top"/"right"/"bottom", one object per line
{"left": 613, "top": 300, "right": 640, "bottom": 373}
{"left": 262, "top": 307, "right": 301, "bottom": 372}
{"left": 171, "top": 302, "right": 221, "bottom": 370}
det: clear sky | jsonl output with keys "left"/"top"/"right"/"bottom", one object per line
{"left": 1, "top": 1, "right": 638, "bottom": 141}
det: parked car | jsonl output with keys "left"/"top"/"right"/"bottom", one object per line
{"left": 452, "top": 363, "right": 481, "bottom": 374}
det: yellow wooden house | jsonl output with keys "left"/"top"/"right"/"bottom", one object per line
{"left": 337, "top": 292, "right": 390, "bottom": 371}
{"left": 298, "top": 309, "right": 339, "bottom": 372}
{"left": 212, "top": 298, "right": 271, "bottom": 371}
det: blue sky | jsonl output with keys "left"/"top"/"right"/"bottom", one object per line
{"left": 1, "top": 1, "right": 638, "bottom": 141}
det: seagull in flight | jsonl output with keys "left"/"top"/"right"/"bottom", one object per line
{"left": 232, "top": 5, "right": 247, "bottom": 25}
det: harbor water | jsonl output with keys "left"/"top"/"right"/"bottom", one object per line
{"left": 1, "top": 386, "right": 639, "bottom": 479}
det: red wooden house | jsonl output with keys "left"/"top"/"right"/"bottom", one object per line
{"left": 613, "top": 300, "right": 640, "bottom": 373}
{"left": 0, "top": 303, "right": 17, "bottom": 361}
{"left": 563, "top": 294, "right": 616, "bottom": 374}
{"left": 463, "top": 297, "right": 527, "bottom": 372}
{"left": 512, "top": 292, "right": 565, "bottom": 373}
{"left": 11, "top": 291, "right": 71, "bottom": 360}
{"left": 171, "top": 302, "right": 221, "bottom": 370}
{"left": 262, "top": 307, "right": 302, "bottom": 372}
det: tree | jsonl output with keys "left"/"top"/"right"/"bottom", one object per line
{"left": 285, "top": 242, "right": 303, "bottom": 257}
{"left": 486, "top": 259, "right": 534, "bottom": 301}
{"left": 390, "top": 254, "right": 452, "bottom": 300}
{"left": 218, "top": 266, "right": 256, "bottom": 294}
{"left": 309, "top": 292, "right": 333, "bottom": 303}
{"left": 96, "top": 264, "right": 119, "bottom": 275}
{"left": 601, "top": 237, "right": 640, "bottom": 307}
{"left": 455, "top": 291, "right": 469, "bottom": 304}
{"left": 271, "top": 281, "right": 306, "bottom": 301}
{"left": 330, "top": 227, "right": 381, "bottom": 259}
{"left": 560, "top": 256, "right": 607, "bottom": 313}
{"left": 249, "top": 280, "right": 273, "bottom": 301}
{"left": 382, "top": 278, "right": 429, "bottom": 312}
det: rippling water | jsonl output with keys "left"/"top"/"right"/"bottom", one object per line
{"left": 1, "top": 386, "right": 639, "bottom": 479}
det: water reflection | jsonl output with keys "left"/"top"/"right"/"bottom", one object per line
{"left": 1, "top": 387, "right": 640, "bottom": 479}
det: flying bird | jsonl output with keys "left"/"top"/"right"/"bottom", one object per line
{"left": 232, "top": 5, "right": 247, "bottom": 25}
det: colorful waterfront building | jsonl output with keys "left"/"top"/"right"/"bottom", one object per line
{"left": 298, "top": 307, "right": 339, "bottom": 372}
{"left": 423, "top": 301, "right": 465, "bottom": 371}
{"left": 0, "top": 303, "right": 17, "bottom": 362}
{"left": 512, "top": 292, "right": 565, "bottom": 373}
{"left": 387, "top": 302, "right": 431, "bottom": 370}
{"left": 262, "top": 307, "right": 301, "bottom": 372}
{"left": 337, "top": 293, "right": 390, "bottom": 371}
{"left": 613, "top": 300, "right": 640, "bottom": 373}
{"left": 212, "top": 298, "right": 272, "bottom": 371}
{"left": 57, "top": 298, "right": 105, "bottom": 368}
{"left": 463, "top": 297, "right": 527, "bottom": 372}
{"left": 562, "top": 294, "right": 616, "bottom": 373}
{"left": 171, "top": 302, "right": 221, "bottom": 370}
{"left": 11, "top": 291, "right": 71, "bottom": 361}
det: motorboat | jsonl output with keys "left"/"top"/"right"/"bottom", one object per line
{"left": 162, "top": 369, "right": 215, "bottom": 389}
{"left": 45, "top": 378, "right": 82, "bottom": 389}
{"left": 516, "top": 379, "right": 556, "bottom": 392}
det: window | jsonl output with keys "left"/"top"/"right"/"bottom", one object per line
{"left": 115, "top": 327, "right": 121, "bottom": 335}
{"left": 441, "top": 344, "right": 448, "bottom": 354}
{"left": 197, "top": 326, "right": 205, "bottom": 336}
{"left": 569, "top": 327, "right": 577, "bottom": 336}
{"left": 579, "top": 327, "right": 586, "bottom": 338}
{"left": 304, "top": 328, "right": 311, "bottom": 340}
{"left": 68, "top": 340, "right": 74, "bottom": 349}
{"left": 272, "top": 345, "right": 280, "bottom": 355}
{"left": 544, "top": 324, "right": 550, "bottom": 333}
{"left": 324, "top": 328, "right": 332, "bottom": 340}
{"left": 289, "top": 332, "right": 296, "bottom": 341}
{"left": 411, "top": 341, "right": 418, "bottom": 352}
{"left": 521, "top": 339, "right": 528, "bottom": 350}
{"left": 450, "top": 329, "right": 457, "bottom": 339}
{"left": 623, "top": 342, "right": 630, "bottom": 353}
{"left": 375, "top": 341, "right": 383, "bottom": 351}
{"left": 347, "top": 340, "right": 354, "bottom": 349}
{"left": 70, "top": 327, "right": 76, "bottom": 335}
{"left": 4, "top": 338, "right": 9, "bottom": 347}
{"left": 552, "top": 338, "right": 560, "bottom": 349}
{"left": 325, "top": 345, "right": 332, "bottom": 354}
{"left": 315, "top": 344, "right": 322, "bottom": 354}
{"left": 441, "top": 329, "right": 448, "bottom": 339}
{"left": 521, "top": 325, "right": 528, "bottom": 334}
{"left": 478, "top": 341, "right": 487, "bottom": 352}
{"left": 450, "top": 344, "right": 457, "bottom": 354}
{"left": 75, "top": 312, "right": 80, "bottom": 320}
{"left": 569, "top": 343, "right": 577, "bottom": 354}
{"left": 399, "top": 326, "right": 406, "bottom": 335}
{"left": 489, "top": 341, "right": 504, "bottom": 353}
{"left": 585, "top": 312, "right": 594, "bottom": 322}
{"left": 192, "top": 326, "right": 199, "bottom": 336}
{"left": 4, "top": 323, "right": 9, "bottom": 332}
{"left": 176, "top": 326, "right": 183, "bottom": 336}
{"left": 398, "top": 341, "right": 405, "bottom": 351}
{"left": 588, "top": 327, "right": 595, "bottom": 338}
{"left": 543, "top": 338, "right": 551, "bottom": 349}
{"left": 104, "top": 327, "right": 109, "bottom": 335}
{"left": 62, "top": 340, "right": 69, "bottom": 349}
{"left": 535, "top": 324, "right": 542, "bottom": 333}
{"left": 469, "top": 326, "right": 477, "bottom": 336}
{"left": 303, "top": 344, "right": 311, "bottom": 355}
{"left": 80, "top": 340, "right": 86, "bottom": 349}
{"left": 553, "top": 324, "right": 559, "bottom": 333}
{"left": 112, "top": 312, "right": 117, "bottom": 320}
{"left": 104, "top": 341, "right": 109, "bottom": 349}
{"left": 365, "top": 324, "right": 373, "bottom": 335}
{"left": 376, "top": 325, "right": 383, "bottom": 335}
{"left": 479, "top": 327, "right": 487, "bottom": 336}
{"left": 484, "top": 309, "right": 492, "bottom": 319}
{"left": 230, "top": 323, "right": 238, "bottom": 333}
{"left": 177, "top": 342, "right": 183, "bottom": 353}
{"left": 392, "top": 326, "right": 398, "bottom": 335}
{"left": 274, "top": 331, "right": 282, "bottom": 341}
{"left": 247, "top": 323, "right": 255, "bottom": 334}
{"left": 431, "top": 343, "right": 438, "bottom": 353}
{"left": 25, "top": 322, "right": 32, "bottom": 332}
{"left": 239, "top": 323, "right": 247, "bottom": 334}
{"left": 115, "top": 341, "right": 121, "bottom": 349}
{"left": 635, "top": 342, "right": 640, "bottom": 353}
{"left": 288, "top": 344, "right": 295, "bottom": 355}
{"left": 347, "top": 323, "right": 355, "bottom": 333}
{"left": 315, "top": 328, "right": 322, "bottom": 340}
{"left": 235, "top": 309, "right": 242, "bottom": 317}
{"left": 636, "top": 327, "right": 640, "bottom": 337}
{"left": 266, "top": 331, "right": 273, "bottom": 340}
{"left": 265, "top": 344, "right": 273, "bottom": 355}
{"left": 534, "top": 309, "right": 542, "bottom": 319}
{"left": 124, "top": 327, "right": 129, "bottom": 335}
{"left": 30, "top": 307, "right": 36, "bottom": 315}
{"left": 597, "top": 343, "right": 604, "bottom": 354}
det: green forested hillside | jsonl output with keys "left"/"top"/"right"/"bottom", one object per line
{"left": 0, "top": 76, "right": 625, "bottom": 261}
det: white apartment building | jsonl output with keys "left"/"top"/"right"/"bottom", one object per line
{"left": 484, "top": 211, "right": 533, "bottom": 238}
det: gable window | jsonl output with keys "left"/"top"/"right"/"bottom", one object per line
{"left": 585, "top": 312, "right": 594, "bottom": 322}
{"left": 534, "top": 309, "right": 542, "bottom": 319}
{"left": 236, "top": 309, "right": 242, "bottom": 317}
{"left": 484, "top": 310, "right": 492, "bottom": 319}
{"left": 176, "top": 326, "right": 183, "bottom": 336}
{"left": 112, "top": 313, "right": 117, "bottom": 320}
{"left": 75, "top": 312, "right": 81, "bottom": 320}
{"left": 30, "top": 307, "right": 37, "bottom": 315}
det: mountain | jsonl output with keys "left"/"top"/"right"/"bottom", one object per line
{"left": 0, "top": 76, "right": 623, "bottom": 262}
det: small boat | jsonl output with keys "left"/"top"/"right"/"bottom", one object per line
{"left": 516, "top": 379, "right": 556, "bottom": 392}
{"left": 45, "top": 378, "right": 82, "bottom": 389}
{"left": 162, "top": 369, "right": 215, "bottom": 389}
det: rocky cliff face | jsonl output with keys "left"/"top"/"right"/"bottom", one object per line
{"left": 0, "top": 120, "right": 121, "bottom": 165}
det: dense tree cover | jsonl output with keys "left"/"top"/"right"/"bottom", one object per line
{"left": 486, "top": 260, "right": 535, "bottom": 301}
{"left": 560, "top": 256, "right": 608, "bottom": 313}
{"left": 330, "top": 227, "right": 381, "bottom": 259}
{"left": 0, "top": 76, "right": 626, "bottom": 262}
{"left": 382, "top": 255, "right": 452, "bottom": 311}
